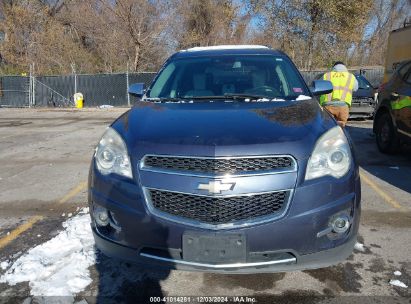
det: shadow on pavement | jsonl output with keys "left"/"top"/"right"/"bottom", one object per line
{"left": 346, "top": 123, "right": 411, "bottom": 195}
{"left": 92, "top": 250, "right": 170, "bottom": 303}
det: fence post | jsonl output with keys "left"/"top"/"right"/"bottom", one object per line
{"left": 71, "top": 63, "right": 77, "bottom": 97}
{"left": 32, "top": 74, "right": 36, "bottom": 107}
{"left": 126, "top": 63, "right": 130, "bottom": 107}
{"left": 30, "top": 63, "right": 36, "bottom": 107}
{"left": 28, "top": 64, "right": 32, "bottom": 108}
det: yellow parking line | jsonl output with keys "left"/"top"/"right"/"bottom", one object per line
{"left": 58, "top": 181, "right": 88, "bottom": 205}
{"left": 360, "top": 171, "right": 403, "bottom": 210}
{"left": 0, "top": 216, "right": 43, "bottom": 249}
{"left": 0, "top": 181, "right": 87, "bottom": 249}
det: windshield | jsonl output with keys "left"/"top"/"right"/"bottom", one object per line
{"left": 356, "top": 75, "right": 372, "bottom": 89}
{"left": 146, "top": 55, "right": 310, "bottom": 100}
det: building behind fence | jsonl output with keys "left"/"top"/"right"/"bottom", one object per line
{"left": 0, "top": 67, "right": 384, "bottom": 108}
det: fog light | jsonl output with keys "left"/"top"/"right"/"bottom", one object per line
{"left": 331, "top": 214, "right": 350, "bottom": 234}
{"left": 93, "top": 205, "right": 109, "bottom": 227}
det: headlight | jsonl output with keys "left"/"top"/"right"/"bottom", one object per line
{"left": 305, "top": 126, "right": 351, "bottom": 180}
{"left": 95, "top": 127, "right": 132, "bottom": 178}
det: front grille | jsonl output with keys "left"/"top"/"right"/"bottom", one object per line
{"left": 142, "top": 155, "right": 294, "bottom": 175}
{"left": 148, "top": 189, "right": 288, "bottom": 225}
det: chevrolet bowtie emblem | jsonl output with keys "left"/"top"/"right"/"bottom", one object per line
{"left": 197, "top": 180, "right": 236, "bottom": 194}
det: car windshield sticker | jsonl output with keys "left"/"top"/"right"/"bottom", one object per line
{"left": 293, "top": 87, "right": 303, "bottom": 93}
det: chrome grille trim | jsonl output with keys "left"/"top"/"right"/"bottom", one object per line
{"left": 140, "top": 252, "right": 297, "bottom": 268}
{"left": 140, "top": 154, "right": 297, "bottom": 177}
{"left": 143, "top": 187, "right": 293, "bottom": 230}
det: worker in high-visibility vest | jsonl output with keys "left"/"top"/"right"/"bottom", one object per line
{"left": 319, "top": 62, "right": 358, "bottom": 127}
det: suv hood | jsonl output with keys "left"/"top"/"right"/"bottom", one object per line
{"left": 112, "top": 99, "right": 335, "bottom": 160}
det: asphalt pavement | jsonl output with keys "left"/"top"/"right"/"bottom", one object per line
{"left": 0, "top": 108, "right": 410, "bottom": 304}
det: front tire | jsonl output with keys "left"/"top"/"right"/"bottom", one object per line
{"left": 375, "top": 112, "right": 399, "bottom": 154}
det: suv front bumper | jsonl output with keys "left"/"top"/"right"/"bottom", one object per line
{"left": 89, "top": 158, "right": 361, "bottom": 273}
{"left": 92, "top": 226, "right": 357, "bottom": 273}
{"left": 350, "top": 98, "right": 376, "bottom": 117}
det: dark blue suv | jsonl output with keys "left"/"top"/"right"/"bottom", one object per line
{"left": 88, "top": 46, "right": 361, "bottom": 273}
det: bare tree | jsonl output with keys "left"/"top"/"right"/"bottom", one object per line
{"left": 0, "top": 0, "right": 409, "bottom": 74}
{"left": 176, "top": 0, "right": 250, "bottom": 49}
{"left": 356, "top": 0, "right": 411, "bottom": 66}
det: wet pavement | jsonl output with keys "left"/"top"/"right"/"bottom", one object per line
{"left": 0, "top": 109, "right": 410, "bottom": 303}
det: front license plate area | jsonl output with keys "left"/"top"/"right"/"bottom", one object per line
{"left": 183, "top": 232, "right": 246, "bottom": 264}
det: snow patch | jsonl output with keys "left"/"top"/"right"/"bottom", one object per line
{"left": 80, "top": 207, "right": 89, "bottom": 214}
{"left": 0, "top": 213, "right": 96, "bottom": 296}
{"left": 0, "top": 261, "right": 9, "bottom": 270}
{"left": 295, "top": 95, "right": 312, "bottom": 101}
{"left": 394, "top": 271, "right": 402, "bottom": 276}
{"left": 354, "top": 242, "right": 366, "bottom": 252}
{"left": 390, "top": 279, "right": 408, "bottom": 288}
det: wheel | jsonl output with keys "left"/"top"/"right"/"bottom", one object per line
{"left": 375, "top": 112, "right": 400, "bottom": 154}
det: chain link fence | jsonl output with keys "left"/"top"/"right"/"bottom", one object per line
{"left": 33, "top": 72, "right": 156, "bottom": 107}
{"left": 0, "top": 68, "right": 384, "bottom": 108}
{"left": 0, "top": 76, "right": 30, "bottom": 107}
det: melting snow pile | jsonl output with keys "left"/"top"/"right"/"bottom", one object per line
{"left": 389, "top": 279, "right": 408, "bottom": 288}
{"left": 354, "top": 242, "right": 366, "bottom": 252}
{"left": 0, "top": 261, "right": 9, "bottom": 270}
{"left": 0, "top": 208, "right": 96, "bottom": 296}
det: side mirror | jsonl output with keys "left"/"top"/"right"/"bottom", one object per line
{"left": 310, "top": 80, "right": 333, "bottom": 96}
{"left": 390, "top": 92, "right": 399, "bottom": 101}
{"left": 128, "top": 83, "right": 145, "bottom": 97}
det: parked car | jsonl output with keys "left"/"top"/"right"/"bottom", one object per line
{"left": 374, "top": 60, "right": 411, "bottom": 153}
{"left": 350, "top": 74, "right": 377, "bottom": 118}
{"left": 88, "top": 46, "right": 361, "bottom": 273}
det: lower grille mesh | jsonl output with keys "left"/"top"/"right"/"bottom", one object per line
{"left": 149, "top": 189, "right": 288, "bottom": 225}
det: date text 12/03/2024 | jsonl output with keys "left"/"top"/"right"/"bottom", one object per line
{"left": 149, "top": 296, "right": 257, "bottom": 303}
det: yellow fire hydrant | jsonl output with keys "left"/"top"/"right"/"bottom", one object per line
{"left": 74, "top": 92, "right": 84, "bottom": 108}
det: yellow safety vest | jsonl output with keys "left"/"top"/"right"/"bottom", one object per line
{"left": 319, "top": 71, "right": 355, "bottom": 106}
{"left": 391, "top": 96, "right": 411, "bottom": 110}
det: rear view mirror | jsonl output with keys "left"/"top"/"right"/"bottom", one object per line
{"left": 128, "top": 83, "right": 145, "bottom": 97}
{"left": 310, "top": 80, "right": 333, "bottom": 96}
